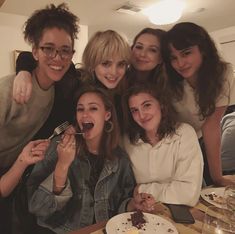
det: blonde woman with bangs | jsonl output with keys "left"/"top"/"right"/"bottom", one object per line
{"left": 81, "top": 30, "right": 131, "bottom": 90}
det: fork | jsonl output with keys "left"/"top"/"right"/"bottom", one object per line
{"left": 55, "top": 131, "right": 84, "bottom": 143}
{"left": 48, "top": 121, "right": 70, "bottom": 140}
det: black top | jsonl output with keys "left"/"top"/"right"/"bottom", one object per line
{"left": 86, "top": 152, "right": 104, "bottom": 196}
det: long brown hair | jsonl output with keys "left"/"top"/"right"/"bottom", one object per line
{"left": 126, "top": 28, "right": 167, "bottom": 89}
{"left": 162, "top": 22, "right": 229, "bottom": 118}
{"left": 73, "top": 85, "right": 119, "bottom": 160}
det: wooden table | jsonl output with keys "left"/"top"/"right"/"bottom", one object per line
{"left": 69, "top": 198, "right": 212, "bottom": 234}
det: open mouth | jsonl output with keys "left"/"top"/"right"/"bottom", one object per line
{"left": 82, "top": 122, "right": 94, "bottom": 132}
{"left": 49, "top": 65, "right": 63, "bottom": 71}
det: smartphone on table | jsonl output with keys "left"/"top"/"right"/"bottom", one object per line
{"left": 165, "top": 203, "right": 195, "bottom": 224}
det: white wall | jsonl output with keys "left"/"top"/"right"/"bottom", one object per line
{"left": 0, "top": 12, "right": 88, "bottom": 77}
{"left": 210, "top": 26, "right": 235, "bottom": 71}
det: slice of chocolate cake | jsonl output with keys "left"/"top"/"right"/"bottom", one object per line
{"left": 130, "top": 210, "right": 146, "bottom": 229}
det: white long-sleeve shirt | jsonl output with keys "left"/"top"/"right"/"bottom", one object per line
{"left": 124, "top": 123, "right": 203, "bottom": 206}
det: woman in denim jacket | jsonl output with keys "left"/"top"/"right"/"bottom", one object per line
{"left": 27, "top": 86, "right": 137, "bottom": 234}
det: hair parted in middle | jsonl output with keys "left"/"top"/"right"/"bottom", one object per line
{"left": 122, "top": 84, "right": 178, "bottom": 144}
{"left": 131, "top": 27, "right": 166, "bottom": 50}
{"left": 73, "top": 85, "right": 120, "bottom": 160}
{"left": 82, "top": 30, "right": 131, "bottom": 74}
{"left": 126, "top": 27, "right": 168, "bottom": 91}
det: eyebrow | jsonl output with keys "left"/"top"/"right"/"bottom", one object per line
{"left": 135, "top": 42, "right": 158, "bottom": 48}
{"left": 181, "top": 47, "right": 193, "bottom": 52}
{"left": 77, "top": 102, "right": 100, "bottom": 106}
{"left": 42, "top": 42, "right": 71, "bottom": 48}
{"left": 142, "top": 100, "right": 152, "bottom": 105}
{"left": 129, "top": 99, "right": 152, "bottom": 109}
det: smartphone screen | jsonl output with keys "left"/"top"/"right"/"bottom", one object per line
{"left": 165, "top": 204, "right": 195, "bottom": 224}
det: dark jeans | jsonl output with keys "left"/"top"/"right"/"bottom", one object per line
{"left": 0, "top": 196, "right": 13, "bottom": 234}
{"left": 0, "top": 166, "right": 54, "bottom": 234}
{"left": 0, "top": 167, "right": 13, "bottom": 234}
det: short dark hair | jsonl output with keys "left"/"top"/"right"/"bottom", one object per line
{"left": 73, "top": 85, "right": 119, "bottom": 160}
{"left": 122, "top": 84, "right": 178, "bottom": 144}
{"left": 24, "top": 3, "right": 79, "bottom": 47}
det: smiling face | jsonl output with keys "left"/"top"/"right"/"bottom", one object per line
{"left": 131, "top": 33, "right": 162, "bottom": 72}
{"left": 94, "top": 55, "right": 127, "bottom": 89}
{"left": 76, "top": 92, "right": 111, "bottom": 144}
{"left": 128, "top": 92, "right": 162, "bottom": 135}
{"left": 169, "top": 44, "right": 203, "bottom": 85}
{"left": 33, "top": 27, "right": 73, "bottom": 89}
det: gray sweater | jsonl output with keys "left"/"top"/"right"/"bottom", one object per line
{"left": 0, "top": 73, "right": 54, "bottom": 168}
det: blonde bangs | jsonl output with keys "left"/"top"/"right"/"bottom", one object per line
{"left": 82, "top": 30, "right": 131, "bottom": 72}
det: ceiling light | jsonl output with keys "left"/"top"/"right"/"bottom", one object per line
{"left": 142, "top": 0, "right": 185, "bottom": 25}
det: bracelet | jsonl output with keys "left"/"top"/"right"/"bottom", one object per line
{"left": 54, "top": 184, "right": 66, "bottom": 188}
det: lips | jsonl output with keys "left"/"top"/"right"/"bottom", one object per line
{"left": 105, "top": 76, "right": 118, "bottom": 82}
{"left": 49, "top": 64, "right": 63, "bottom": 71}
{"left": 178, "top": 67, "right": 191, "bottom": 74}
{"left": 140, "top": 117, "right": 153, "bottom": 126}
{"left": 136, "top": 59, "right": 149, "bottom": 64}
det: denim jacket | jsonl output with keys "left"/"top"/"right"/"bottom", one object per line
{"left": 27, "top": 138, "right": 136, "bottom": 234}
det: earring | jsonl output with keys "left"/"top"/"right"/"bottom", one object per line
{"left": 104, "top": 121, "right": 113, "bottom": 133}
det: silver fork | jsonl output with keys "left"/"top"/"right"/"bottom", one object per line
{"left": 48, "top": 121, "right": 70, "bottom": 139}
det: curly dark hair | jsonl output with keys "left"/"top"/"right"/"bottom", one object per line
{"left": 162, "top": 22, "right": 229, "bottom": 118}
{"left": 73, "top": 85, "right": 120, "bottom": 160}
{"left": 122, "top": 84, "right": 178, "bottom": 144}
{"left": 24, "top": 3, "right": 79, "bottom": 47}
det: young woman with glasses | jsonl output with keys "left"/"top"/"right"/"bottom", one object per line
{"left": 0, "top": 1, "right": 79, "bottom": 184}
{"left": 0, "top": 3, "right": 79, "bottom": 233}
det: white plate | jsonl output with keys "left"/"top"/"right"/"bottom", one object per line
{"left": 201, "top": 187, "right": 225, "bottom": 208}
{"left": 106, "top": 212, "right": 178, "bottom": 234}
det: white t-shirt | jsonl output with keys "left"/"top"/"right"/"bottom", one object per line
{"left": 173, "top": 66, "right": 235, "bottom": 138}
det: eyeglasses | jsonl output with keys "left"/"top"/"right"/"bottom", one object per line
{"left": 39, "top": 46, "right": 74, "bottom": 60}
